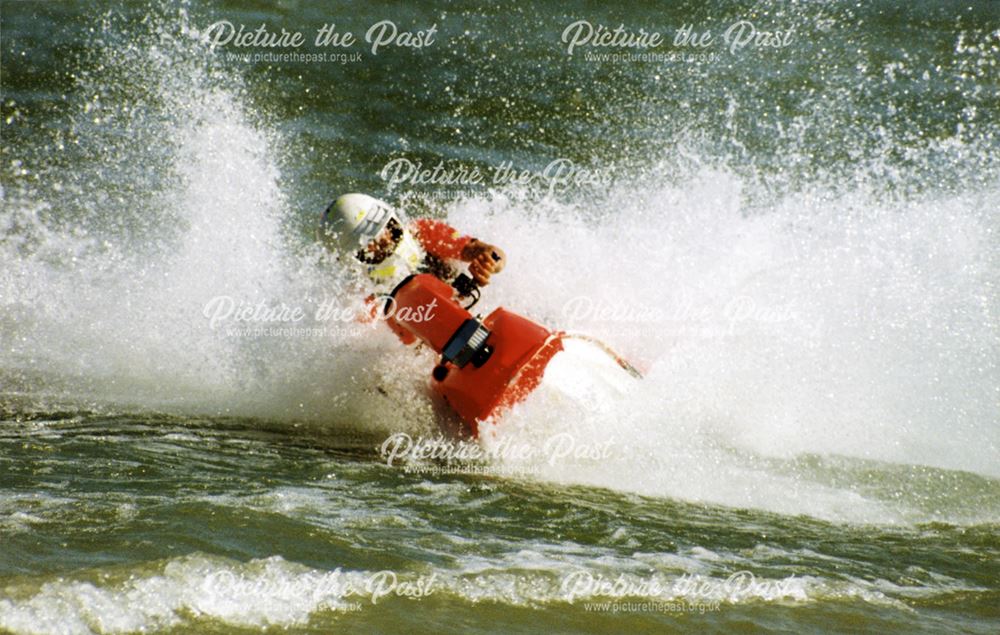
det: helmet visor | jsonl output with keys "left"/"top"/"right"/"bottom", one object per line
{"left": 356, "top": 217, "right": 404, "bottom": 264}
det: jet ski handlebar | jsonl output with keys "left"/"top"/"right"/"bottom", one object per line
{"left": 452, "top": 250, "right": 500, "bottom": 309}
{"left": 451, "top": 273, "right": 481, "bottom": 308}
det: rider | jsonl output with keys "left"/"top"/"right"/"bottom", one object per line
{"left": 319, "top": 193, "right": 506, "bottom": 346}
{"left": 318, "top": 193, "right": 506, "bottom": 290}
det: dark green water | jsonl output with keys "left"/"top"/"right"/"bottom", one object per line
{"left": 2, "top": 1, "right": 999, "bottom": 633}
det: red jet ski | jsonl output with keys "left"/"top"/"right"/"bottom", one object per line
{"left": 381, "top": 272, "right": 642, "bottom": 437}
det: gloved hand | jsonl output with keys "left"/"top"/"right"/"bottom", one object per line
{"left": 463, "top": 239, "right": 506, "bottom": 286}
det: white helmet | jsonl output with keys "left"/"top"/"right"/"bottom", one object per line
{"left": 318, "top": 193, "right": 424, "bottom": 286}
{"left": 319, "top": 193, "right": 400, "bottom": 256}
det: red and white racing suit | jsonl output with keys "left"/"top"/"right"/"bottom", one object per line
{"left": 363, "top": 218, "right": 471, "bottom": 345}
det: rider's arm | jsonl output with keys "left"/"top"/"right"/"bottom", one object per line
{"left": 411, "top": 218, "right": 506, "bottom": 285}
{"left": 411, "top": 218, "right": 471, "bottom": 260}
